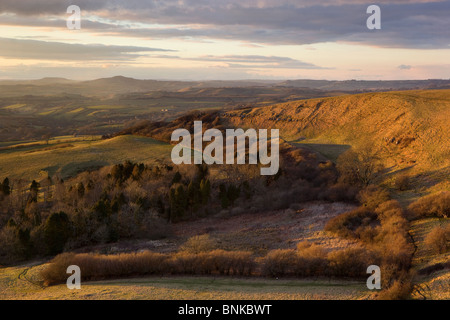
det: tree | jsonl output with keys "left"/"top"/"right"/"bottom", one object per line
{"left": 219, "top": 184, "right": 230, "bottom": 208}
{"left": 93, "top": 198, "right": 111, "bottom": 221}
{"left": 1, "top": 177, "right": 11, "bottom": 196}
{"left": 242, "top": 180, "right": 251, "bottom": 199}
{"left": 337, "top": 145, "right": 383, "bottom": 186}
{"left": 42, "top": 133, "right": 52, "bottom": 145}
{"left": 171, "top": 171, "right": 182, "bottom": 185}
{"left": 76, "top": 182, "right": 85, "bottom": 198}
{"left": 199, "top": 179, "right": 211, "bottom": 204}
{"left": 195, "top": 164, "right": 208, "bottom": 182}
{"left": 131, "top": 165, "right": 141, "bottom": 180}
{"left": 29, "top": 180, "right": 40, "bottom": 202}
{"left": 169, "top": 185, "right": 188, "bottom": 221}
{"left": 227, "top": 184, "right": 240, "bottom": 206}
{"left": 16, "top": 228, "right": 32, "bottom": 258}
{"left": 187, "top": 180, "right": 200, "bottom": 210}
{"left": 42, "top": 176, "right": 52, "bottom": 202}
{"left": 44, "top": 212, "right": 71, "bottom": 255}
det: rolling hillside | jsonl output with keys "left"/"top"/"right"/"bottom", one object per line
{"left": 220, "top": 90, "right": 450, "bottom": 197}
{"left": 0, "top": 135, "right": 171, "bottom": 181}
{"left": 1, "top": 77, "right": 449, "bottom": 97}
{"left": 114, "top": 89, "right": 449, "bottom": 198}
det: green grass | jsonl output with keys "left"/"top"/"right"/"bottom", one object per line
{"left": 0, "top": 135, "right": 172, "bottom": 181}
{"left": 2, "top": 104, "right": 26, "bottom": 110}
{"left": 67, "top": 107, "right": 85, "bottom": 114}
{"left": 292, "top": 139, "right": 351, "bottom": 162}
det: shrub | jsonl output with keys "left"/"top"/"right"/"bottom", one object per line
{"left": 325, "top": 207, "right": 378, "bottom": 239}
{"left": 180, "top": 234, "right": 217, "bottom": 254}
{"left": 295, "top": 242, "right": 329, "bottom": 276}
{"left": 41, "top": 252, "right": 77, "bottom": 285}
{"left": 327, "top": 248, "right": 373, "bottom": 278}
{"left": 394, "top": 174, "right": 410, "bottom": 191}
{"left": 357, "top": 185, "right": 390, "bottom": 209}
{"left": 320, "top": 182, "right": 358, "bottom": 202}
{"left": 262, "top": 249, "right": 296, "bottom": 277}
{"left": 424, "top": 226, "right": 449, "bottom": 254}
{"left": 207, "top": 250, "right": 254, "bottom": 276}
{"left": 375, "top": 200, "right": 404, "bottom": 221}
{"left": 377, "top": 232, "right": 413, "bottom": 272}
{"left": 169, "top": 252, "right": 203, "bottom": 274}
{"left": 408, "top": 192, "right": 450, "bottom": 219}
{"left": 42, "top": 249, "right": 255, "bottom": 285}
{"left": 41, "top": 251, "right": 170, "bottom": 285}
{"left": 376, "top": 273, "right": 413, "bottom": 300}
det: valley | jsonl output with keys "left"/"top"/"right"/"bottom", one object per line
{"left": 0, "top": 79, "right": 449, "bottom": 300}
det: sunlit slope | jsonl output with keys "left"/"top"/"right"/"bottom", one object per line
{"left": 225, "top": 90, "right": 450, "bottom": 193}
{"left": 0, "top": 135, "right": 171, "bottom": 181}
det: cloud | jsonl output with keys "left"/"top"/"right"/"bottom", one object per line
{"left": 185, "top": 55, "right": 328, "bottom": 69}
{"left": 398, "top": 64, "right": 412, "bottom": 70}
{"left": 0, "top": 37, "right": 174, "bottom": 61}
{"left": 0, "top": 1, "right": 448, "bottom": 49}
{"left": 145, "top": 54, "right": 328, "bottom": 70}
{"left": 0, "top": 1, "right": 444, "bottom": 15}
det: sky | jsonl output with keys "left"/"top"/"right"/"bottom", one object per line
{"left": 0, "top": 0, "right": 449, "bottom": 80}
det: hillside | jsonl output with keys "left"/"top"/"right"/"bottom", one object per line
{"left": 118, "top": 89, "right": 449, "bottom": 198}
{"left": 1, "top": 77, "right": 449, "bottom": 98}
{"left": 222, "top": 90, "right": 450, "bottom": 199}
{"left": 0, "top": 135, "right": 171, "bottom": 181}
{"left": 1, "top": 89, "right": 448, "bottom": 300}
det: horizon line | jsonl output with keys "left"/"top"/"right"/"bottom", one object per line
{"left": 1, "top": 76, "right": 449, "bottom": 82}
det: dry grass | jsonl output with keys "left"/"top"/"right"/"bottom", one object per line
{"left": 224, "top": 90, "right": 450, "bottom": 198}
{"left": 1, "top": 264, "right": 372, "bottom": 300}
{"left": 409, "top": 217, "right": 450, "bottom": 300}
{"left": 172, "top": 202, "right": 359, "bottom": 255}
{"left": 424, "top": 226, "right": 450, "bottom": 254}
{"left": 411, "top": 271, "right": 450, "bottom": 300}
{"left": 410, "top": 218, "right": 450, "bottom": 269}
{"left": 407, "top": 191, "right": 450, "bottom": 219}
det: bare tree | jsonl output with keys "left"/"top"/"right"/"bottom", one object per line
{"left": 337, "top": 144, "right": 383, "bottom": 186}
{"left": 42, "top": 133, "right": 52, "bottom": 145}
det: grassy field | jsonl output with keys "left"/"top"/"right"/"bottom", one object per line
{"left": 0, "top": 264, "right": 372, "bottom": 300}
{"left": 292, "top": 139, "right": 351, "bottom": 162}
{"left": 0, "top": 135, "right": 172, "bottom": 181}
{"left": 410, "top": 217, "right": 450, "bottom": 300}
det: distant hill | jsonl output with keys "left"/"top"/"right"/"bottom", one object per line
{"left": 277, "top": 79, "right": 450, "bottom": 91}
{"left": 0, "top": 77, "right": 76, "bottom": 85}
{"left": 0, "top": 76, "right": 279, "bottom": 97}
{"left": 0, "top": 76, "right": 449, "bottom": 98}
